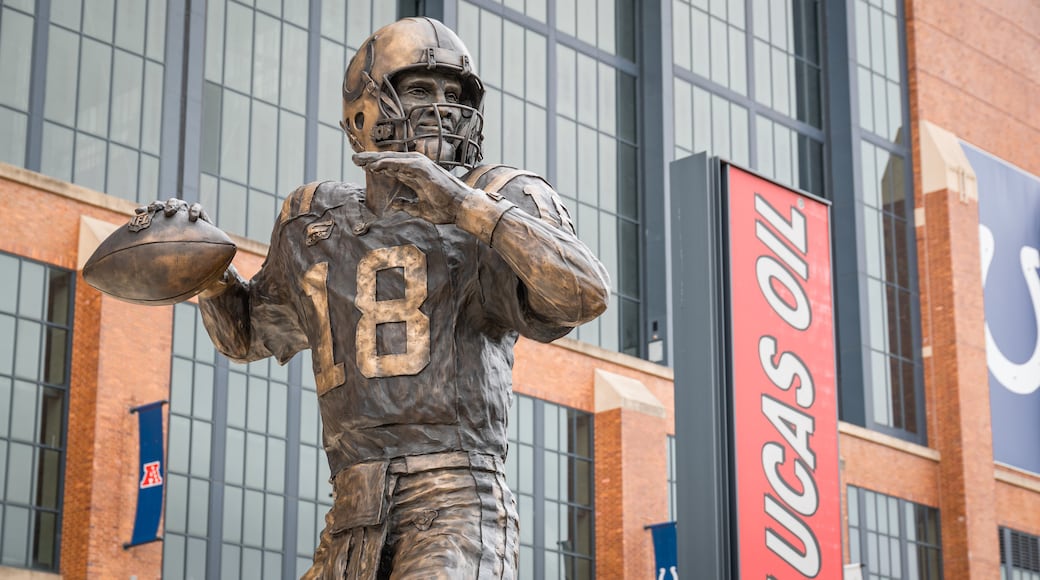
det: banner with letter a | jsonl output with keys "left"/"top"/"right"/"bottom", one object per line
{"left": 125, "top": 400, "right": 168, "bottom": 548}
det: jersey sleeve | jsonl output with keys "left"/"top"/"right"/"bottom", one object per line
{"left": 467, "top": 167, "right": 610, "bottom": 343}
{"left": 198, "top": 184, "right": 313, "bottom": 364}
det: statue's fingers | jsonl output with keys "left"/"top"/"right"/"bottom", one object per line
{"left": 188, "top": 202, "right": 205, "bottom": 223}
{"left": 163, "top": 198, "right": 182, "bottom": 217}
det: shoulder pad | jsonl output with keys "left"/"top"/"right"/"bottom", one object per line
{"left": 462, "top": 164, "right": 546, "bottom": 194}
{"left": 279, "top": 181, "right": 362, "bottom": 224}
{"left": 464, "top": 165, "right": 574, "bottom": 233}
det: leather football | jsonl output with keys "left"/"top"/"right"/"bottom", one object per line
{"left": 83, "top": 208, "right": 236, "bottom": 305}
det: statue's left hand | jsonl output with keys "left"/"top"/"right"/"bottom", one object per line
{"left": 353, "top": 151, "right": 470, "bottom": 224}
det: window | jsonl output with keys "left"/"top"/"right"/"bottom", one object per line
{"left": 0, "top": 253, "right": 73, "bottom": 572}
{"left": 38, "top": 0, "right": 167, "bottom": 202}
{"left": 851, "top": 0, "right": 923, "bottom": 441}
{"left": 666, "top": 435, "right": 677, "bottom": 521}
{"left": 1000, "top": 527, "right": 1040, "bottom": 580}
{"left": 846, "top": 486, "right": 942, "bottom": 580}
{"left": 165, "top": 303, "right": 220, "bottom": 579}
{"left": 457, "top": 0, "right": 642, "bottom": 356}
{"left": 506, "top": 395, "right": 595, "bottom": 579}
{"left": 0, "top": 0, "right": 35, "bottom": 167}
{"left": 164, "top": 303, "right": 331, "bottom": 579}
{"left": 314, "top": 0, "right": 396, "bottom": 187}
{"left": 672, "top": 0, "right": 825, "bottom": 197}
{"left": 200, "top": 0, "right": 308, "bottom": 241}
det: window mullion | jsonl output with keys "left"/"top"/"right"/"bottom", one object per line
{"left": 25, "top": 0, "right": 52, "bottom": 172}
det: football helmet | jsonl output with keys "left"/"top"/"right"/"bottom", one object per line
{"left": 341, "top": 17, "right": 485, "bottom": 168}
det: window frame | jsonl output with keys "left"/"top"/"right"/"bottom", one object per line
{"left": 0, "top": 253, "right": 75, "bottom": 573}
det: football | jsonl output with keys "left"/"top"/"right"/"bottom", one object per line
{"left": 83, "top": 208, "right": 236, "bottom": 305}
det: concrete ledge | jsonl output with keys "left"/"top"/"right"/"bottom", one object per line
{"left": 0, "top": 565, "right": 62, "bottom": 579}
{"left": 995, "top": 463, "right": 1040, "bottom": 493}
{"left": 554, "top": 337, "right": 674, "bottom": 380}
{"left": 594, "top": 368, "right": 666, "bottom": 417}
{"left": 838, "top": 421, "right": 941, "bottom": 462}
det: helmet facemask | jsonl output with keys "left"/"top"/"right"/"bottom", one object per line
{"left": 369, "top": 73, "right": 485, "bottom": 169}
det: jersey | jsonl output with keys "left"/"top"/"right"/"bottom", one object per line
{"left": 199, "top": 165, "right": 582, "bottom": 476}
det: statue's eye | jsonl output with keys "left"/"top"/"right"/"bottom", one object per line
{"left": 407, "top": 87, "right": 429, "bottom": 98}
{"left": 445, "top": 92, "right": 459, "bottom": 103}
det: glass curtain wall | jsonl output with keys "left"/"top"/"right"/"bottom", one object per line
{"left": 506, "top": 394, "right": 595, "bottom": 580}
{"left": 851, "top": 0, "right": 923, "bottom": 441}
{"left": 315, "top": 0, "right": 396, "bottom": 186}
{"left": 672, "top": 0, "right": 825, "bottom": 197}
{"left": 0, "top": 0, "right": 167, "bottom": 202}
{"left": 164, "top": 303, "right": 330, "bottom": 580}
{"left": 0, "top": 0, "right": 36, "bottom": 167}
{"left": 456, "top": 0, "right": 641, "bottom": 356}
{"left": 0, "top": 253, "right": 73, "bottom": 572}
{"left": 199, "top": 0, "right": 310, "bottom": 240}
{"left": 846, "top": 486, "right": 942, "bottom": 580}
{"left": 198, "top": 0, "right": 395, "bottom": 241}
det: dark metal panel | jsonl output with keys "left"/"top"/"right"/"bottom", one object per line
{"left": 670, "top": 153, "right": 732, "bottom": 579}
{"left": 177, "top": 0, "right": 207, "bottom": 203}
{"left": 641, "top": 0, "right": 672, "bottom": 365}
{"left": 206, "top": 354, "right": 229, "bottom": 578}
{"left": 532, "top": 398, "right": 546, "bottom": 577}
{"left": 25, "top": 0, "right": 51, "bottom": 172}
{"left": 822, "top": 0, "right": 867, "bottom": 426}
{"left": 281, "top": 355, "right": 303, "bottom": 579}
{"left": 304, "top": 0, "right": 320, "bottom": 183}
{"left": 159, "top": 0, "right": 187, "bottom": 201}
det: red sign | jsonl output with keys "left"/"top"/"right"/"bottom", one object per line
{"left": 140, "top": 461, "right": 164, "bottom": 489}
{"left": 726, "top": 166, "right": 841, "bottom": 578}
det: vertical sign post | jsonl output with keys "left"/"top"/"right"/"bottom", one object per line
{"left": 671, "top": 155, "right": 841, "bottom": 578}
{"left": 125, "top": 400, "right": 168, "bottom": 549}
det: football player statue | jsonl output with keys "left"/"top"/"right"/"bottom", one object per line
{"left": 184, "top": 17, "right": 608, "bottom": 580}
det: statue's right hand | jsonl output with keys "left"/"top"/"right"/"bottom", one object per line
{"left": 137, "top": 198, "right": 212, "bottom": 224}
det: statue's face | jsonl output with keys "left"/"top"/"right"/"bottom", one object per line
{"left": 393, "top": 70, "right": 465, "bottom": 164}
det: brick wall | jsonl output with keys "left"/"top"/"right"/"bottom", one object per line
{"left": 908, "top": 0, "right": 1040, "bottom": 176}
{"left": 906, "top": 0, "right": 1040, "bottom": 576}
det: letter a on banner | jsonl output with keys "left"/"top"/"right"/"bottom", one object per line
{"left": 124, "top": 400, "right": 168, "bottom": 548}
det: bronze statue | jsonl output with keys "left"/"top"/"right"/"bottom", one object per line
{"left": 88, "top": 16, "right": 608, "bottom": 579}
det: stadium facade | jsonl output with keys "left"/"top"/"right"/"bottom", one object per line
{"left": 0, "top": 0, "right": 1037, "bottom": 577}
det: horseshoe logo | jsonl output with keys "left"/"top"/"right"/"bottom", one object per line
{"left": 979, "top": 224, "right": 1040, "bottom": 395}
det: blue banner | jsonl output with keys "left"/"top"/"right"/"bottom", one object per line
{"left": 125, "top": 400, "right": 167, "bottom": 548}
{"left": 647, "top": 521, "right": 678, "bottom": 579}
{"left": 965, "top": 143, "right": 1040, "bottom": 474}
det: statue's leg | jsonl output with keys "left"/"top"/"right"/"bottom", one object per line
{"left": 386, "top": 466, "right": 518, "bottom": 579}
